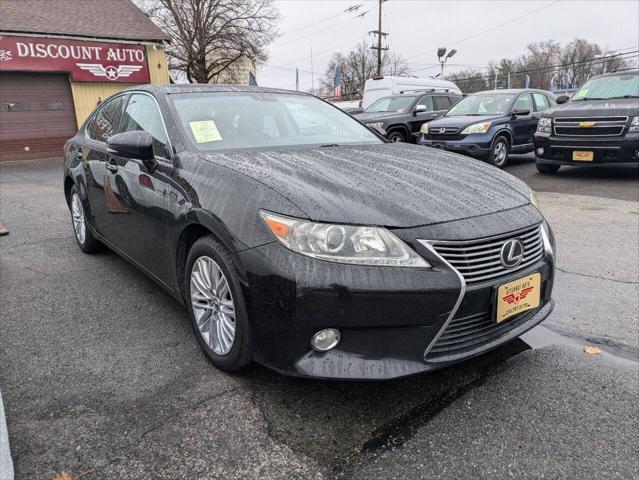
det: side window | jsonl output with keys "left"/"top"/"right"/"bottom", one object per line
{"left": 533, "top": 93, "right": 550, "bottom": 112}
{"left": 514, "top": 94, "right": 533, "bottom": 113}
{"left": 433, "top": 96, "right": 451, "bottom": 111}
{"left": 87, "top": 96, "right": 124, "bottom": 141}
{"left": 449, "top": 95, "right": 462, "bottom": 107}
{"left": 120, "top": 94, "right": 169, "bottom": 158}
{"left": 416, "top": 95, "right": 434, "bottom": 111}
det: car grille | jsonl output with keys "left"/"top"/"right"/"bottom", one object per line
{"left": 554, "top": 116, "right": 627, "bottom": 137}
{"left": 430, "top": 225, "right": 544, "bottom": 285}
{"left": 427, "top": 127, "right": 462, "bottom": 140}
{"left": 425, "top": 308, "right": 536, "bottom": 360}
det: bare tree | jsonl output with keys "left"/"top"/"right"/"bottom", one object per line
{"left": 142, "top": 0, "right": 278, "bottom": 83}
{"left": 446, "top": 69, "right": 489, "bottom": 93}
{"left": 517, "top": 40, "right": 562, "bottom": 89}
{"left": 321, "top": 42, "right": 410, "bottom": 96}
{"left": 383, "top": 52, "right": 410, "bottom": 77}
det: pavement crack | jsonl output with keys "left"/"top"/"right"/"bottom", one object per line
{"left": 556, "top": 266, "right": 637, "bottom": 285}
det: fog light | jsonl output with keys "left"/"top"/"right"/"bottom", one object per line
{"left": 536, "top": 147, "right": 544, "bottom": 156}
{"left": 311, "top": 328, "right": 341, "bottom": 351}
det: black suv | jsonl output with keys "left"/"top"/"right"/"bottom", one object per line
{"left": 353, "top": 90, "right": 462, "bottom": 143}
{"left": 534, "top": 71, "right": 639, "bottom": 173}
{"left": 419, "top": 89, "right": 556, "bottom": 168}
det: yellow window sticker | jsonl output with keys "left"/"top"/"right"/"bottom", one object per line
{"left": 573, "top": 88, "right": 588, "bottom": 99}
{"left": 189, "top": 120, "right": 223, "bottom": 143}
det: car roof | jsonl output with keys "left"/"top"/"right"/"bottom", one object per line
{"left": 589, "top": 69, "right": 638, "bottom": 79}
{"left": 122, "top": 84, "right": 308, "bottom": 97}
{"left": 471, "top": 88, "right": 553, "bottom": 96}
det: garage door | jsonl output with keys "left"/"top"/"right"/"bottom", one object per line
{"left": 0, "top": 72, "right": 78, "bottom": 161}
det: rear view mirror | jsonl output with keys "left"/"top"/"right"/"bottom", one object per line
{"left": 556, "top": 94, "right": 569, "bottom": 104}
{"left": 512, "top": 108, "right": 530, "bottom": 116}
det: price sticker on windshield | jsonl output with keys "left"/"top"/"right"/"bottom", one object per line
{"left": 190, "top": 120, "right": 223, "bottom": 143}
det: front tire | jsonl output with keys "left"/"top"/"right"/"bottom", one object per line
{"left": 186, "top": 236, "right": 252, "bottom": 372}
{"left": 387, "top": 130, "right": 407, "bottom": 143}
{"left": 536, "top": 162, "right": 560, "bottom": 174}
{"left": 69, "top": 185, "right": 101, "bottom": 253}
{"left": 487, "top": 135, "right": 510, "bottom": 168}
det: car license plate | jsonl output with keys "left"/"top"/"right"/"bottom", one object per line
{"left": 495, "top": 273, "right": 541, "bottom": 323}
{"left": 572, "top": 151, "right": 594, "bottom": 161}
{"left": 432, "top": 141, "right": 447, "bottom": 150}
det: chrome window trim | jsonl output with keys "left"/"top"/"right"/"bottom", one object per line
{"left": 121, "top": 91, "right": 174, "bottom": 161}
{"left": 418, "top": 240, "right": 466, "bottom": 360}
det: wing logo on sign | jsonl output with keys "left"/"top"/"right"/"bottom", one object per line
{"left": 76, "top": 63, "right": 143, "bottom": 80}
{"left": 502, "top": 286, "right": 535, "bottom": 304}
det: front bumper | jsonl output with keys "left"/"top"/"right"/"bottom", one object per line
{"left": 534, "top": 132, "right": 639, "bottom": 167}
{"left": 234, "top": 222, "right": 555, "bottom": 380}
{"left": 418, "top": 133, "right": 494, "bottom": 160}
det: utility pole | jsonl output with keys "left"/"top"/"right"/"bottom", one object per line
{"left": 310, "top": 48, "right": 314, "bottom": 93}
{"left": 370, "top": 0, "right": 388, "bottom": 76}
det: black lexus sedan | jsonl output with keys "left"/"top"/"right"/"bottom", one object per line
{"left": 63, "top": 85, "right": 555, "bottom": 380}
{"left": 419, "top": 89, "right": 556, "bottom": 168}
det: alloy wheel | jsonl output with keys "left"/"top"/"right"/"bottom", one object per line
{"left": 494, "top": 140, "right": 507, "bottom": 166}
{"left": 190, "top": 256, "right": 236, "bottom": 355}
{"left": 71, "top": 192, "right": 86, "bottom": 244}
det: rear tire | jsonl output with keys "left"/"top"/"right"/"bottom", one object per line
{"left": 69, "top": 185, "right": 102, "bottom": 253}
{"left": 387, "top": 130, "right": 407, "bottom": 143}
{"left": 536, "top": 163, "right": 560, "bottom": 174}
{"left": 487, "top": 135, "right": 510, "bottom": 168}
{"left": 186, "top": 235, "right": 252, "bottom": 372}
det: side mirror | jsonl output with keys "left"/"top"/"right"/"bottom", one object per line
{"left": 107, "top": 131, "right": 157, "bottom": 171}
{"left": 413, "top": 105, "right": 428, "bottom": 115}
{"left": 556, "top": 94, "right": 569, "bottom": 104}
{"left": 512, "top": 108, "right": 530, "bottom": 116}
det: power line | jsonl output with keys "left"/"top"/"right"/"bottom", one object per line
{"left": 406, "top": 0, "right": 561, "bottom": 62}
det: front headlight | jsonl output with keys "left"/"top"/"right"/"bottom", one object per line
{"left": 629, "top": 116, "right": 639, "bottom": 132}
{"left": 420, "top": 122, "right": 429, "bottom": 134}
{"left": 366, "top": 122, "right": 385, "bottom": 129}
{"left": 260, "top": 211, "right": 430, "bottom": 268}
{"left": 537, "top": 117, "right": 552, "bottom": 133}
{"left": 461, "top": 122, "right": 491, "bottom": 135}
{"left": 530, "top": 189, "right": 540, "bottom": 211}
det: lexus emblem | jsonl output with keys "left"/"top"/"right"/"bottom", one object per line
{"left": 500, "top": 239, "right": 525, "bottom": 268}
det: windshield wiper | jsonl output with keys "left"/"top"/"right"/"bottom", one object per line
{"left": 574, "top": 97, "right": 605, "bottom": 101}
{"left": 607, "top": 95, "right": 639, "bottom": 99}
{"left": 319, "top": 143, "right": 340, "bottom": 148}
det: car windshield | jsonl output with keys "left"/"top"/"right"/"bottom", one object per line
{"left": 446, "top": 93, "right": 516, "bottom": 116}
{"left": 571, "top": 73, "right": 639, "bottom": 100}
{"left": 170, "top": 92, "right": 382, "bottom": 151}
{"left": 365, "top": 96, "right": 417, "bottom": 113}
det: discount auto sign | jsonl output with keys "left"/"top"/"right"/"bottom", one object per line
{"left": 0, "top": 35, "right": 150, "bottom": 83}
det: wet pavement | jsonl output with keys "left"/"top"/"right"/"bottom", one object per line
{"left": 0, "top": 156, "right": 637, "bottom": 479}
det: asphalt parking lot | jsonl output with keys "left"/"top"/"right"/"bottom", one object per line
{"left": 0, "top": 154, "right": 637, "bottom": 480}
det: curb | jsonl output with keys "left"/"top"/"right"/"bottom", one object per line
{"left": 0, "top": 388, "right": 14, "bottom": 480}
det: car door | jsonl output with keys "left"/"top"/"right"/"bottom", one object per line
{"left": 81, "top": 94, "right": 127, "bottom": 239}
{"left": 103, "top": 92, "right": 176, "bottom": 283}
{"left": 408, "top": 95, "right": 437, "bottom": 135}
{"left": 510, "top": 93, "right": 537, "bottom": 146}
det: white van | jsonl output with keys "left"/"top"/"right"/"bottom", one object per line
{"left": 361, "top": 76, "right": 462, "bottom": 109}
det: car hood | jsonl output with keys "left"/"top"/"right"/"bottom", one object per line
{"left": 196, "top": 143, "right": 532, "bottom": 228}
{"left": 353, "top": 111, "right": 404, "bottom": 123}
{"left": 544, "top": 97, "right": 639, "bottom": 118}
{"left": 427, "top": 115, "right": 503, "bottom": 129}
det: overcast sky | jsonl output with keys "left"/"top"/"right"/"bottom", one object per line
{"left": 257, "top": 0, "right": 639, "bottom": 90}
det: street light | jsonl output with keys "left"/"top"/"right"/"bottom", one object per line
{"left": 438, "top": 47, "right": 457, "bottom": 79}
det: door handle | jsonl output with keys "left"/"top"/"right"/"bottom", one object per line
{"left": 105, "top": 158, "right": 118, "bottom": 173}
